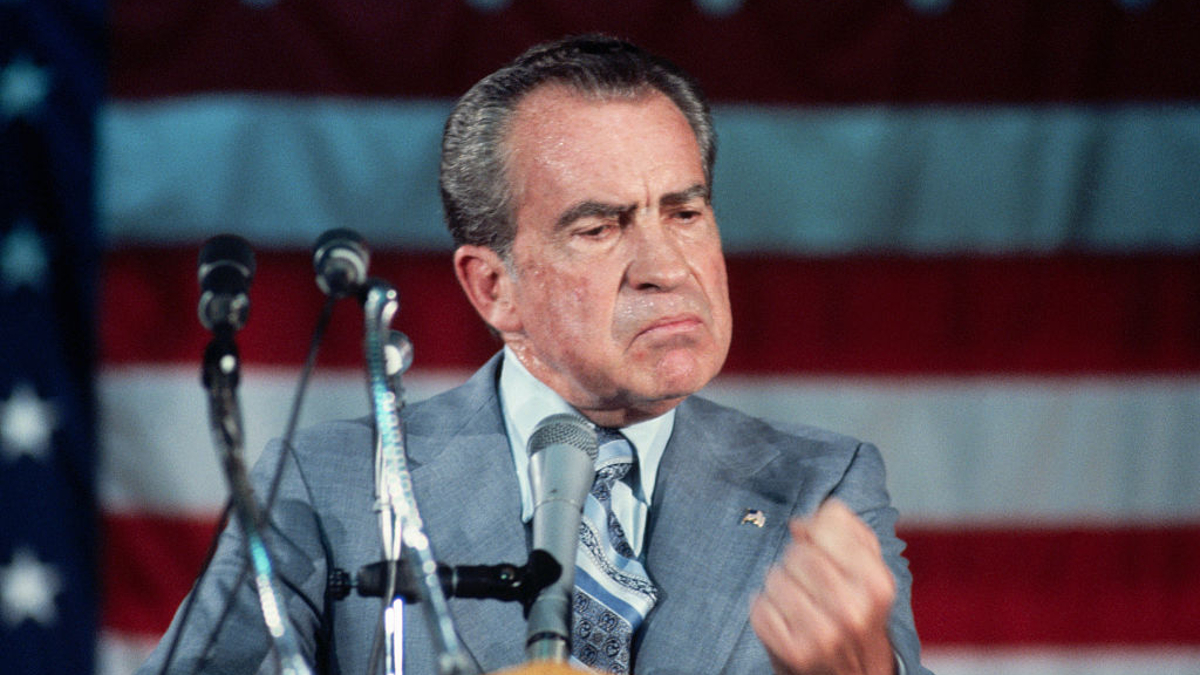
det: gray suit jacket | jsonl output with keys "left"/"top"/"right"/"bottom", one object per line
{"left": 140, "top": 354, "right": 929, "bottom": 675}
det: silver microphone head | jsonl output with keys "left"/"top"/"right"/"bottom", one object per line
{"left": 528, "top": 413, "right": 598, "bottom": 461}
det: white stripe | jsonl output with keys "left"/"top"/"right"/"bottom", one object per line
{"left": 97, "top": 365, "right": 467, "bottom": 514}
{"left": 702, "top": 374, "right": 1200, "bottom": 524}
{"left": 98, "top": 96, "right": 453, "bottom": 249}
{"left": 99, "top": 367, "right": 1200, "bottom": 522}
{"left": 923, "top": 646, "right": 1200, "bottom": 675}
{"left": 98, "top": 98, "right": 1200, "bottom": 253}
{"left": 97, "top": 630, "right": 157, "bottom": 675}
{"left": 711, "top": 104, "right": 1200, "bottom": 254}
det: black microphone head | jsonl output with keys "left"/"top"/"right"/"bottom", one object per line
{"left": 313, "top": 228, "right": 369, "bottom": 297}
{"left": 527, "top": 413, "right": 598, "bottom": 461}
{"left": 197, "top": 234, "right": 255, "bottom": 332}
{"left": 198, "top": 234, "right": 255, "bottom": 287}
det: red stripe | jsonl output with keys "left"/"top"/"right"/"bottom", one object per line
{"left": 725, "top": 253, "right": 1200, "bottom": 375}
{"left": 101, "top": 512, "right": 222, "bottom": 635}
{"left": 100, "top": 247, "right": 495, "bottom": 371}
{"left": 109, "top": 0, "right": 1200, "bottom": 104}
{"left": 100, "top": 247, "right": 1200, "bottom": 375}
{"left": 903, "top": 524, "right": 1200, "bottom": 645}
{"left": 99, "top": 510, "right": 1200, "bottom": 645}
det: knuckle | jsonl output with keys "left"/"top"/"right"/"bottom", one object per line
{"left": 868, "top": 567, "right": 897, "bottom": 605}
{"left": 811, "top": 618, "right": 842, "bottom": 651}
{"left": 843, "top": 600, "right": 873, "bottom": 635}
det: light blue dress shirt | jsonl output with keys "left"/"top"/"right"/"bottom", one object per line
{"left": 496, "top": 347, "right": 674, "bottom": 557}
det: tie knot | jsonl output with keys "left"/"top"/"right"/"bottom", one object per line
{"left": 595, "top": 426, "right": 629, "bottom": 447}
{"left": 592, "top": 428, "right": 635, "bottom": 492}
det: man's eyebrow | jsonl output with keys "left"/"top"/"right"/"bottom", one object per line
{"left": 660, "top": 183, "right": 711, "bottom": 207}
{"left": 553, "top": 184, "right": 709, "bottom": 231}
{"left": 554, "top": 200, "right": 635, "bottom": 231}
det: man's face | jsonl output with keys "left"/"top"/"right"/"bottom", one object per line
{"left": 497, "top": 85, "right": 732, "bottom": 425}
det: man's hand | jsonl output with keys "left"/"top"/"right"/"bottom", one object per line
{"left": 749, "top": 499, "right": 897, "bottom": 675}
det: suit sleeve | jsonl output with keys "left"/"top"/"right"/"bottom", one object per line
{"left": 829, "top": 441, "right": 934, "bottom": 675}
{"left": 134, "top": 436, "right": 329, "bottom": 674}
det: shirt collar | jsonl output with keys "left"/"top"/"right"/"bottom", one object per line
{"left": 498, "top": 346, "right": 673, "bottom": 523}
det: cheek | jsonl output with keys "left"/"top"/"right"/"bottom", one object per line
{"left": 565, "top": 281, "right": 610, "bottom": 338}
{"left": 525, "top": 269, "right": 605, "bottom": 339}
{"left": 569, "top": 283, "right": 589, "bottom": 308}
{"left": 713, "top": 267, "right": 732, "bottom": 325}
{"left": 696, "top": 247, "right": 730, "bottom": 306}
{"left": 702, "top": 256, "right": 734, "bottom": 352}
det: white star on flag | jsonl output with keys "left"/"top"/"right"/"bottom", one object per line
{"left": 0, "top": 56, "right": 52, "bottom": 121}
{"left": 0, "top": 383, "right": 57, "bottom": 462}
{"left": 0, "top": 221, "right": 50, "bottom": 291}
{"left": 0, "top": 547, "right": 62, "bottom": 627}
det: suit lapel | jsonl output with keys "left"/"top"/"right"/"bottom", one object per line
{"left": 398, "top": 362, "right": 812, "bottom": 674}
{"left": 636, "top": 397, "right": 802, "bottom": 674}
{"left": 403, "top": 356, "right": 531, "bottom": 673}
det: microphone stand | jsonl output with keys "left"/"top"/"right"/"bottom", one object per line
{"left": 201, "top": 328, "right": 311, "bottom": 675}
{"left": 362, "top": 280, "right": 468, "bottom": 675}
{"left": 307, "top": 232, "right": 580, "bottom": 675}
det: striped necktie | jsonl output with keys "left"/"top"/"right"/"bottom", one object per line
{"left": 570, "top": 428, "right": 659, "bottom": 673}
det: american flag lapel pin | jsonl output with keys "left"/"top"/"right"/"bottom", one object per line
{"left": 740, "top": 508, "right": 766, "bottom": 528}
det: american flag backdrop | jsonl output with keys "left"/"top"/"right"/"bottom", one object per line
{"left": 1, "top": 1, "right": 103, "bottom": 673}
{"left": 9, "top": 1, "right": 1200, "bottom": 674}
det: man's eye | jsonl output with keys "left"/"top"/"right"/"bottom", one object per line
{"left": 578, "top": 224, "right": 613, "bottom": 238}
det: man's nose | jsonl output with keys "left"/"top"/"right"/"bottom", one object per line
{"left": 625, "top": 219, "right": 689, "bottom": 291}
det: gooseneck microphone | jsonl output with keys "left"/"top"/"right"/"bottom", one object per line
{"left": 192, "top": 234, "right": 312, "bottom": 675}
{"left": 525, "top": 414, "right": 599, "bottom": 662}
{"left": 197, "top": 234, "right": 255, "bottom": 332}
{"left": 312, "top": 228, "right": 369, "bottom": 297}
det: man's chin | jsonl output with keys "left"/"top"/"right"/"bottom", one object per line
{"left": 592, "top": 368, "right": 707, "bottom": 418}
{"left": 657, "top": 341, "right": 724, "bottom": 382}
{"left": 638, "top": 355, "right": 719, "bottom": 402}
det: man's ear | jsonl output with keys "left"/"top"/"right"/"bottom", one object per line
{"left": 453, "top": 245, "right": 522, "bottom": 334}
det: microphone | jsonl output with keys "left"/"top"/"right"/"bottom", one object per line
{"left": 312, "top": 228, "right": 369, "bottom": 297}
{"left": 197, "top": 234, "right": 255, "bottom": 333}
{"left": 524, "top": 413, "right": 598, "bottom": 661}
{"left": 194, "top": 235, "right": 313, "bottom": 675}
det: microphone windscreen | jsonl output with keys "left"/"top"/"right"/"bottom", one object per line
{"left": 198, "top": 234, "right": 255, "bottom": 290}
{"left": 197, "top": 234, "right": 255, "bottom": 332}
{"left": 313, "top": 228, "right": 370, "bottom": 297}
{"left": 528, "top": 413, "right": 598, "bottom": 461}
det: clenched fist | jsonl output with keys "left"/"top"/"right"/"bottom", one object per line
{"left": 749, "top": 499, "right": 897, "bottom": 675}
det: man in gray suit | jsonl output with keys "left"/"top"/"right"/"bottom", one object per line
{"left": 141, "top": 35, "right": 929, "bottom": 675}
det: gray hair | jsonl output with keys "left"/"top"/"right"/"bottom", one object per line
{"left": 439, "top": 34, "right": 717, "bottom": 258}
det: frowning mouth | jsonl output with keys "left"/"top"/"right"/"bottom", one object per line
{"left": 637, "top": 314, "right": 704, "bottom": 339}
